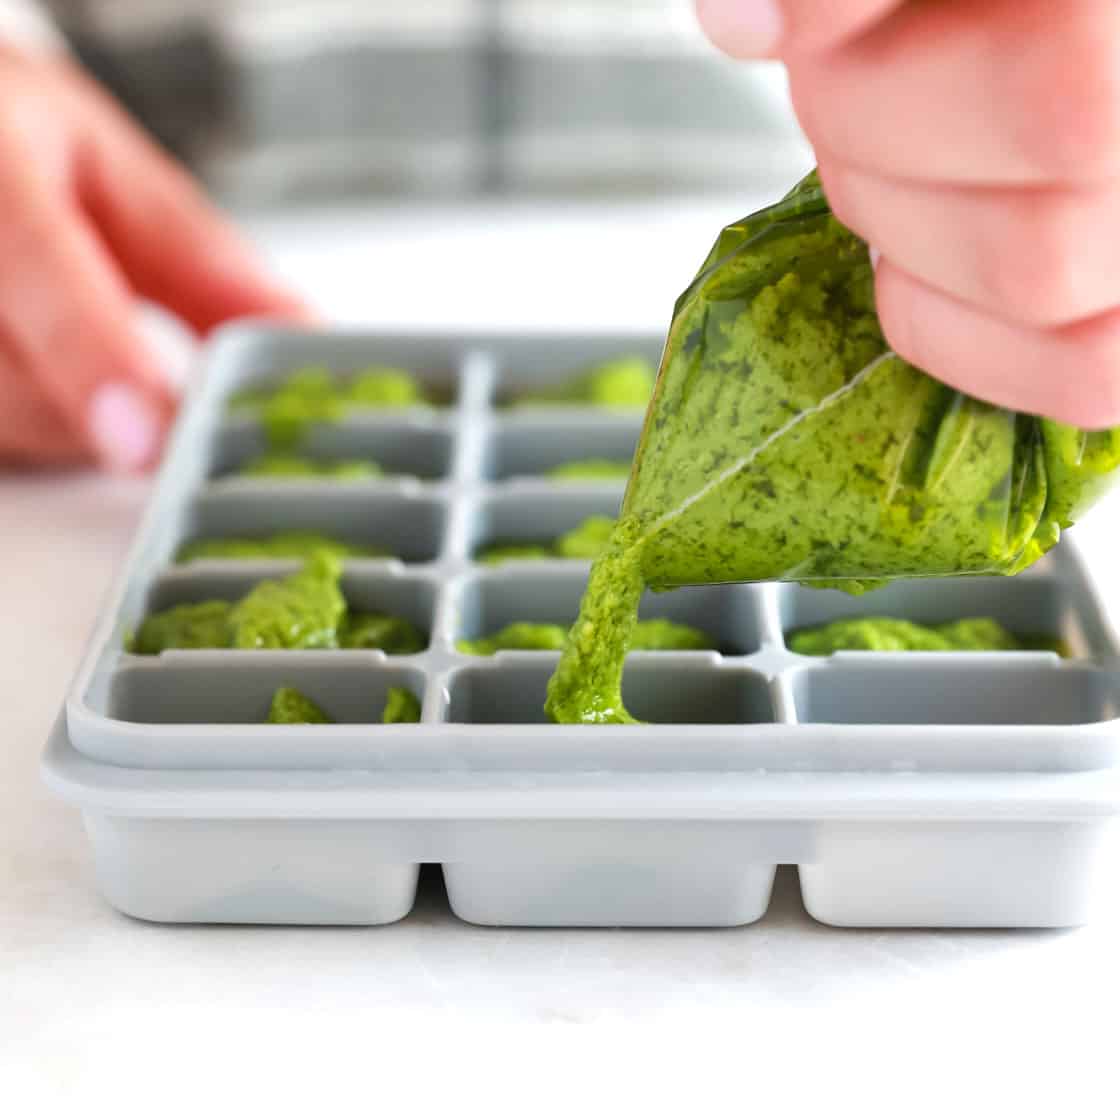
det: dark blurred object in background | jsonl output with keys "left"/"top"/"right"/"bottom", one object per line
{"left": 45, "top": 0, "right": 808, "bottom": 202}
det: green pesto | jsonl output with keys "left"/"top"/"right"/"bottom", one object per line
{"left": 458, "top": 622, "right": 569, "bottom": 655}
{"left": 238, "top": 454, "right": 382, "bottom": 480}
{"left": 228, "top": 552, "right": 346, "bottom": 650}
{"left": 458, "top": 617, "right": 713, "bottom": 656}
{"left": 340, "top": 612, "right": 426, "bottom": 654}
{"left": 787, "top": 616, "right": 1027, "bottom": 655}
{"left": 554, "top": 515, "right": 617, "bottom": 559}
{"left": 546, "top": 170, "right": 1119, "bottom": 723}
{"left": 130, "top": 600, "right": 233, "bottom": 655}
{"left": 510, "top": 355, "right": 655, "bottom": 409}
{"left": 382, "top": 687, "right": 422, "bottom": 723}
{"left": 267, "top": 687, "right": 333, "bottom": 724}
{"left": 176, "top": 532, "right": 386, "bottom": 564}
{"left": 477, "top": 543, "right": 554, "bottom": 565}
{"left": 476, "top": 516, "right": 616, "bottom": 564}
{"left": 546, "top": 459, "right": 633, "bottom": 482}
{"left": 232, "top": 365, "right": 431, "bottom": 448}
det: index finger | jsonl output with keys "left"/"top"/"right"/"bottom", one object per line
{"left": 696, "top": 0, "right": 907, "bottom": 57}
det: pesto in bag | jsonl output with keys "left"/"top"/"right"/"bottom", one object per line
{"left": 545, "top": 171, "right": 1120, "bottom": 724}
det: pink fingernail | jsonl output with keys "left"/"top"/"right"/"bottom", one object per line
{"left": 869, "top": 247, "right": 882, "bottom": 270}
{"left": 89, "top": 384, "right": 161, "bottom": 471}
{"left": 699, "top": 0, "right": 784, "bottom": 55}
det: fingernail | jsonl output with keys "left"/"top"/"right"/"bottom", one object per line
{"left": 699, "top": 0, "right": 784, "bottom": 56}
{"left": 88, "top": 383, "right": 162, "bottom": 471}
{"left": 869, "top": 247, "right": 882, "bottom": 270}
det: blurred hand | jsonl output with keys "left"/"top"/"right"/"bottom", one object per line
{"left": 0, "top": 47, "right": 306, "bottom": 470}
{"left": 697, "top": 0, "right": 1120, "bottom": 428}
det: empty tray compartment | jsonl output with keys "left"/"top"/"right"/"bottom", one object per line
{"left": 789, "top": 661, "right": 1120, "bottom": 726}
{"left": 482, "top": 418, "right": 640, "bottom": 481}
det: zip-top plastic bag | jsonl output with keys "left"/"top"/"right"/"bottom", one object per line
{"left": 545, "top": 170, "right": 1120, "bottom": 723}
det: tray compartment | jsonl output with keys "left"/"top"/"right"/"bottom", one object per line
{"left": 444, "top": 860, "right": 776, "bottom": 928}
{"left": 489, "top": 337, "right": 663, "bottom": 408}
{"left": 137, "top": 566, "right": 438, "bottom": 648}
{"left": 798, "top": 821, "right": 1117, "bottom": 928}
{"left": 454, "top": 568, "right": 765, "bottom": 655}
{"left": 107, "top": 660, "right": 429, "bottom": 725}
{"left": 209, "top": 417, "right": 455, "bottom": 482}
{"left": 446, "top": 660, "right": 775, "bottom": 725}
{"left": 178, "top": 490, "right": 449, "bottom": 564}
{"left": 789, "top": 661, "right": 1120, "bottom": 726}
{"left": 482, "top": 417, "right": 640, "bottom": 482}
{"left": 84, "top": 816, "right": 419, "bottom": 925}
{"left": 778, "top": 574, "right": 1086, "bottom": 656}
{"left": 221, "top": 328, "right": 466, "bottom": 406}
{"left": 468, "top": 490, "right": 622, "bottom": 561}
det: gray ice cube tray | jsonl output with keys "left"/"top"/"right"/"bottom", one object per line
{"left": 43, "top": 325, "right": 1120, "bottom": 928}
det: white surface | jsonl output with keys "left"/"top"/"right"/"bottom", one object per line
{"left": 5, "top": 200, "right": 1120, "bottom": 1112}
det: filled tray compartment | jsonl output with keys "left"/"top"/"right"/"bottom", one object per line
{"left": 208, "top": 417, "right": 456, "bottom": 483}
{"left": 175, "top": 490, "right": 449, "bottom": 565}
{"left": 453, "top": 568, "right": 764, "bottom": 655}
{"left": 218, "top": 330, "right": 467, "bottom": 407}
{"left": 777, "top": 573, "right": 1085, "bottom": 657}
{"left": 446, "top": 660, "right": 776, "bottom": 725}
{"left": 467, "top": 490, "right": 622, "bottom": 563}
{"left": 107, "top": 659, "right": 429, "bottom": 726}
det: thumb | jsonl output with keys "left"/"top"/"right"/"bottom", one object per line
{"left": 696, "top": 0, "right": 906, "bottom": 58}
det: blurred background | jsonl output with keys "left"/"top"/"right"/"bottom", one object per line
{"left": 48, "top": 0, "right": 809, "bottom": 201}
{"left": 35, "top": 0, "right": 813, "bottom": 336}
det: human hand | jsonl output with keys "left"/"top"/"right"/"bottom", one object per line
{"left": 697, "top": 0, "right": 1120, "bottom": 428}
{"left": 0, "top": 46, "right": 307, "bottom": 469}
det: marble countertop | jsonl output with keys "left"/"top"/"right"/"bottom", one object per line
{"left": 4, "top": 198, "right": 1120, "bottom": 1112}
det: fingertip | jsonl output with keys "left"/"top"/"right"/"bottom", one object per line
{"left": 696, "top": 0, "right": 784, "bottom": 59}
{"left": 87, "top": 381, "right": 170, "bottom": 472}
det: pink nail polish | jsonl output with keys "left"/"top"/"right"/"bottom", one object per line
{"left": 88, "top": 384, "right": 161, "bottom": 471}
{"left": 869, "top": 247, "right": 882, "bottom": 270}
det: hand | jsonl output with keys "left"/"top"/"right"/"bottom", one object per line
{"left": 0, "top": 47, "right": 307, "bottom": 470}
{"left": 697, "top": 0, "right": 1120, "bottom": 428}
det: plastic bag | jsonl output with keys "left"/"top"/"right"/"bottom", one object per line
{"left": 544, "top": 170, "right": 1120, "bottom": 723}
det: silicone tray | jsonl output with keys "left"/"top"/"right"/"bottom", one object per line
{"left": 43, "top": 326, "right": 1120, "bottom": 928}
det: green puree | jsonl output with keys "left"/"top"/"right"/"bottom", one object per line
{"left": 789, "top": 616, "right": 1066, "bottom": 656}
{"left": 264, "top": 685, "right": 422, "bottom": 724}
{"left": 131, "top": 555, "right": 427, "bottom": 654}
{"left": 176, "top": 532, "right": 386, "bottom": 564}
{"left": 232, "top": 366, "right": 430, "bottom": 448}
{"left": 458, "top": 618, "right": 711, "bottom": 656}
{"left": 478, "top": 515, "right": 617, "bottom": 564}
{"left": 268, "top": 687, "right": 332, "bottom": 724}
{"left": 381, "top": 686, "right": 422, "bottom": 723}
{"left": 547, "top": 459, "right": 633, "bottom": 482}
{"left": 510, "top": 356, "right": 655, "bottom": 408}
{"left": 545, "top": 170, "right": 1120, "bottom": 723}
{"left": 239, "top": 454, "right": 382, "bottom": 480}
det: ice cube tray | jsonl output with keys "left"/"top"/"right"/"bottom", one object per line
{"left": 43, "top": 326, "right": 1120, "bottom": 928}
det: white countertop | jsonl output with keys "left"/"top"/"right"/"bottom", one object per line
{"left": 5, "top": 199, "right": 1120, "bottom": 1113}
